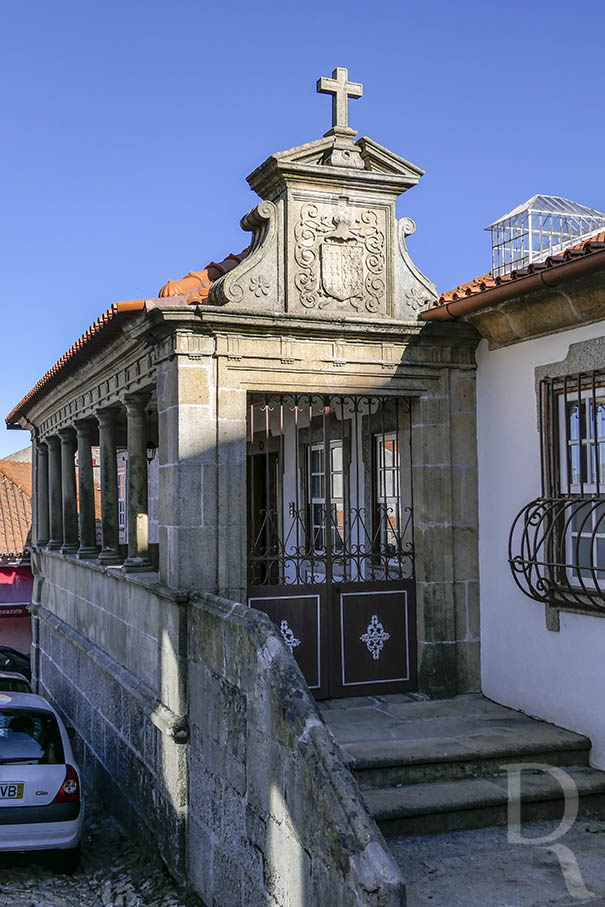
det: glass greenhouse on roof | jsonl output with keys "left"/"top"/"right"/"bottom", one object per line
{"left": 486, "top": 195, "right": 605, "bottom": 277}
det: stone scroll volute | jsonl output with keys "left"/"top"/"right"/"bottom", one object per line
{"left": 393, "top": 217, "right": 438, "bottom": 320}
{"left": 209, "top": 200, "right": 281, "bottom": 310}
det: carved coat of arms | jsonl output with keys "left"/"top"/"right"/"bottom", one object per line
{"left": 293, "top": 204, "right": 386, "bottom": 312}
{"left": 320, "top": 240, "right": 363, "bottom": 302}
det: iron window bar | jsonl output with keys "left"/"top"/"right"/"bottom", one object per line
{"left": 247, "top": 393, "right": 414, "bottom": 588}
{"left": 508, "top": 369, "right": 605, "bottom": 611}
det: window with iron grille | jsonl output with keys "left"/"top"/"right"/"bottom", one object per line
{"left": 509, "top": 369, "right": 605, "bottom": 612}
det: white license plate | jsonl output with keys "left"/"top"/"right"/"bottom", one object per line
{"left": 0, "top": 783, "right": 23, "bottom": 800}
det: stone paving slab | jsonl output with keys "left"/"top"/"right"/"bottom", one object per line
{"left": 0, "top": 796, "right": 202, "bottom": 907}
{"left": 390, "top": 818, "right": 605, "bottom": 906}
{"left": 322, "top": 694, "right": 590, "bottom": 762}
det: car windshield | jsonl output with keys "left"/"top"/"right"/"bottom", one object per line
{"left": 0, "top": 709, "right": 64, "bottom": 765}
{"left": 0, "top": 680, "right": 30, "bottom": 693}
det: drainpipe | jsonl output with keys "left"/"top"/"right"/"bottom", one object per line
{"left": 420, "top": 247, "right": 605, "bottom": 321}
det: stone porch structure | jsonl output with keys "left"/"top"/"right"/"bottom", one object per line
{"left": 7, "top": 69, "right": 480, "bottom": 905}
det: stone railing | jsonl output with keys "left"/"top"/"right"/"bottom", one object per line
{"left": 187, "top": 591, "right": 406, "bottom": 906}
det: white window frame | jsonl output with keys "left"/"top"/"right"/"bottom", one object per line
{"left": 307, "top": 441, "right": 344, "bottom": 556}
{"left": 374, "top": 431, "right": 402, "bottom": 559}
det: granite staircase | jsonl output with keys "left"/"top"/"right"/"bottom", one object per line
{"left": 320, "top": 694, "right": 605, "bottom": 838}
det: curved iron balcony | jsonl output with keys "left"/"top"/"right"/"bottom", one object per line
{"left": 509, "top": 496, "right": 605, "bottom": 612}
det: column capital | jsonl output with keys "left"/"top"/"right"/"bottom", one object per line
{"left": 123, "top": 391, "right": 152, "bottom": 414}
{"left": 36, "top": 440, "right": 49, "bottom": 455}
{"left": 46, "top": 434, "right": 61, "bottom": 451}
{"left": 96, "top": 406, "right": 122, "bottom": 428}
{"left": 74, "top": 417, "right": 96, "bottom": 433}
{"left": 58, "top": 426, "right": 77, "bottom": 443}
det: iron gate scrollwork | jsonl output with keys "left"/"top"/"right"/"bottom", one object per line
{"left": 247, "top": 393, "right": 416, "bottom": 699}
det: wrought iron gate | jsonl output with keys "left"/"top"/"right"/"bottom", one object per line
{"left": 247, "top": 393, "right": 416, "bottom": 699}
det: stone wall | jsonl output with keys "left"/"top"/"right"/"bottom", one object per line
{"left": 31, "top": 551, "right": 189, "bottom": 879}
{"left": 31, "top": 552, "right": 405, "bottom": 904}
{"left": 187, "top": 591, "right": 406, "bottom": 907}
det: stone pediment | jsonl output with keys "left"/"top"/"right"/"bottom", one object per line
{"left": 356, "top": 137, "right": 424, "bottom": 178}
{"left": 247, "top": 133, "right": 424, "bottom": 200}
{"left": 209, "top": 68, "right": 437, "bottom": 320}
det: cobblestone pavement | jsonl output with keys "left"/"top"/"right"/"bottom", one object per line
{"left": 0, "top": 797, "right": 203, "bottom": 907}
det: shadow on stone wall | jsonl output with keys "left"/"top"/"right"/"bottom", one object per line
{"left": 185, "top": 591, "right": 405, "bottom": 906}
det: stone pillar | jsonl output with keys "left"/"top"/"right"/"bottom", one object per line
{"left": 47, "top": 435, "right": 63, "bottom": 550}
{"left": 36, "top": 441, "right": 50, "bottom": 547}
{"left": 59, "top": 427, "right": 79, "bottom": 554}
{"left": 75, "top": 419, "right": 99, "bottom": 559}
{"left": 97, "top": 407, "right": 122, "bottom": 565}
{"left": 156, "top": 335, "right": 217, "bottom": 591}
{"left": 123, "top": 392, "right": 152, "bottom": 572}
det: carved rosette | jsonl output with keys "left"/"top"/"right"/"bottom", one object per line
{"left": 293, "top": 203, "right": 386, "bottom": 313}
{"left": 394, "top": 217, "right": 438, "bottom": 318}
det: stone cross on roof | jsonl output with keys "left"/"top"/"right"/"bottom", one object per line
{"left": 316, "top": 67, "right": 363, "bottom": 137}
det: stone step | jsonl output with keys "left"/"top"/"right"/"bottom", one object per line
{"left": 363, "top": 765, "right": 605, "bottom": 838}
{"left": 346, "top": 724, "right": 591, "bottom": 788}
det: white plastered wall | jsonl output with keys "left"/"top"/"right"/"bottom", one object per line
{"left": 477, "top": 321, "right": 605, "bottom": 767}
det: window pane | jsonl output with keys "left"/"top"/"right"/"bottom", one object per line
{"left": 569, "top": 444, "right": 581, "bottom": 485}
{"left": 0, "top": 709, "right": 64, "bottom": 765}
{"left": 568, "top": 402, "right": 581, "bottom": 441}
{"left": 331, "top": 473, "right": 343, "bottom": 500}
{"left": 572, "top": 503, "right": 593, "bottom": 533}
{"left": 331, "top": 444, "right": 342, "bottom": 472}
{"left": 599, "top": 443, "right": 605, "bottom": 485}
{"left": 383, "top": 469, "right": 395, "bottom": 497}
{"left": 573, "top": 536, "right": 592, "bottom": 578}
{"left": 311, "top": 448, "right": 323, "bottom": 474}
{"left": 311, "top": 474, "right": 324, "bottom": 500}
{"left": 597, "top": 401, "right": 605, "bottom": 439}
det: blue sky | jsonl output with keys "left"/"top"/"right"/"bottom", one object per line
{"left": 1, "top": 0, "right": 604, "bottom": 456}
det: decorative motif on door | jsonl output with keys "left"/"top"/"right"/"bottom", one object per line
{"left": 360, "top": 614, "right": 390, "bottom": 660}
{"left": 280, "top": 619, "right": 301, "bottom": 653}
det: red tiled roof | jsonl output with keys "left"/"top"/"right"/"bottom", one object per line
{"left": 0, "top": 460, "right": 32, "bottom": 557}
{"left": 6, "top": 300, "right": 146, "bottom": 426}
{"left": 158, "top": 249, "right": 248, "bottom": 303}
{"left": 433, "top": 231, "right": 605, "bottom": 308}
{"left": 0, "top": 461, "right": 32, "bottom": 498}
{"left": 6, "top": 250, "right": 249, "bottom": 428}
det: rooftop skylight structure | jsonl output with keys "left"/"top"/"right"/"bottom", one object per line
{"left": 486, "top": 195, "right": 605, "bottom": 277}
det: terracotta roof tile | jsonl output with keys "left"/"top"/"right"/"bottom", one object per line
{"left": 0, "top": 460, "right": 32, "bottom": 557}
{"left": 6, "top": 300, "right": 146, "bottom": 426}
{"left": 433, "top": 230, "right": 605, "bottom": 308}
{"left": 158, "top": 249, "right": 248, "bottom": 304}
{"left": 7, "top": 249, "right": 250, "bottom": 427}
{"left": 0, "top": 461, "right": 32, "bottom": 498}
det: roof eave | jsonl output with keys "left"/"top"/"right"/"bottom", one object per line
{"left": 420, "top": 247, "right": 605, "bottom": 322}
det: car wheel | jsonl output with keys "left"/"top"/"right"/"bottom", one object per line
{"left": 52, "top": 844, "right": 81, "bottom": 875}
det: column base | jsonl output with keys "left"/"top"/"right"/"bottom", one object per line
{"left": 122, "top": 556, "right": 154, "bottom": 573}
{"left": 98, "top": 548, "right": 123, "bottom": 566}
{"left": 36, "top": 539, "right": 50, "bottom": 548}
{"left": 60, "top": 543, "right": 79, "bottom": 555}
{"left": 47, "top": 540, "right": 62, "bottom": 551}
{"left": 77, "top": 546, "right": 100, "bottom": 560}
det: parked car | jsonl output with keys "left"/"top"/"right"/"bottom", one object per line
{"left": 0, "top": 672, "right": 32, "bottom": 694}
{"left": 0, "top": 692, "right": 83, "bottom": 872}
{"left": 0, "top": 648, "right": 31, "bottom": 681}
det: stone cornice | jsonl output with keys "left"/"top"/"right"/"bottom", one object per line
{"left": 465, "top": 272, "right": 605, "bottom": 349}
